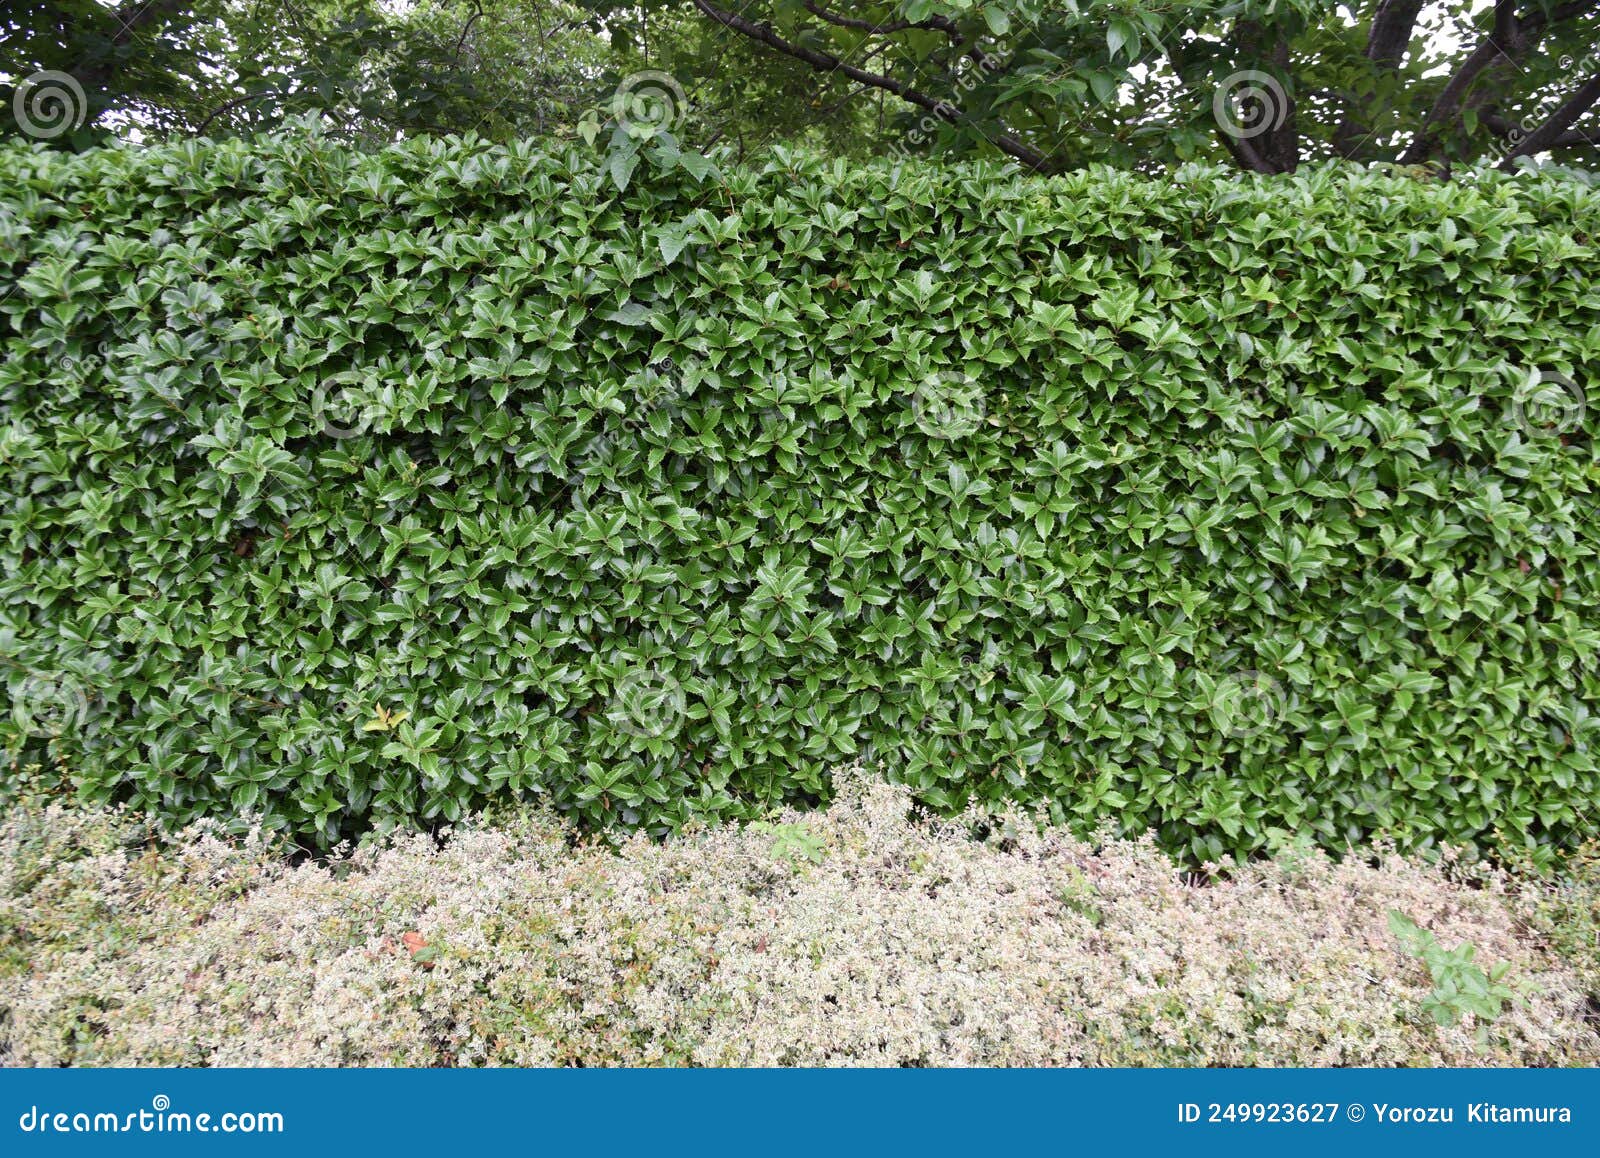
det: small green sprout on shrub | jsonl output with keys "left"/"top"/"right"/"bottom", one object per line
{"left": 1388, "top": 910, "right": 1527, "bottom": 1033}
{"left": 749, "top": 821, "right": 826, "bottom": 866}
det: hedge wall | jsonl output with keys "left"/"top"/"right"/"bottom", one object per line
{"left": 3, "top": 133, "right": 1599, "bottom": 859}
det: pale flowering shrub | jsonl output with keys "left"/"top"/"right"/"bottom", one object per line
{"left": 1, "top": 770, "right": 1596, "bottom": 1067}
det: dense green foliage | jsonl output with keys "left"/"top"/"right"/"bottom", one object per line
{"left": 2, "top": 131, "right": 1598, "bottom": 859}
{"left": 10, "top": 2, "right": 1600, "bottom": 176}
{"left": 1, "top": 0, "right": 606, "bottom": 147}
{"left": 591, "top": 0, "right": 1600, "bottom": 174}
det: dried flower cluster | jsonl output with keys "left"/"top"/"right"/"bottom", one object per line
{"left": 2, "top": 773, "right": 1595, "bottom": 1067}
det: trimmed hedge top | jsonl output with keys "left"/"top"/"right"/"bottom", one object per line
{"left": 3, "top": 132, "right": 1599, "bottom": 859}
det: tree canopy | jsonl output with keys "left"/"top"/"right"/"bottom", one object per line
{"left": 3, "top": 0, "right": 1597, "bottom": 174}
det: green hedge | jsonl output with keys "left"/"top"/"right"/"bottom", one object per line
{"left": 3, "top": 132, "right": 1599, "bottom": 859}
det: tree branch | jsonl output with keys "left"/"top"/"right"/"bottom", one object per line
{"left": 1230, "top": 21, "right": 1298, "bottom": 172}
{"left": 813, "top": 82, "right": 877, "bottom": 119}
{"left": 1368, "top": 0, "right": 1427, "bottom": 62}
{"left": 1160, "top": 37, "right": 1274, "bottom": 173}
{"left": 453, "top": 0, "right": 487, "bottom": 62}
{"left": 1399, "top": 0, "right": 1600, "bottom": 164}
{"left": 1498, "top": 72, "right": 1600, "bottom": 166}
{"left": 1522, "top": 0, "right": 1600, "bottom": 30}
{"left": 690, "top": 0, "right": 1050, "bottom": 170}
{"left": 1333, "top": 0, "right": 1425, "bottom": 159}
{"left": 799, "top": 2, "right": 956, "bottom": 36}
{"left": 801, "top": 3, "right": 998, "bottom": 77}
{"left": 1399, "top": 0, "right": 1517, "bottom": 163}
{"left": 1218, "top": 130, "right": 1277, "bottom": 173}
{"left": 1484, "top": 111, "right": 1600, "bottom": 148}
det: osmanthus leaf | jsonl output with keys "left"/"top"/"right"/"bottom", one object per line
{"left": 657, "top": 223, "right": 695, "bottom": 266}
{"left": 1106, "top": 18, "right": 1139, "bottom": 61}
{"left": 2, "top": 133, "right": 1597, "bottom": 861}
{"left": 675, "top": 151, "right": 719, "bottom": 183}
{"left": 608, "top": 143, "right": 639, "bottom": 192}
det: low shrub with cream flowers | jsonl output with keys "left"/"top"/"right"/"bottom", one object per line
{"left": 1, "top": 769, "right": 1596, "bottom": 1067}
